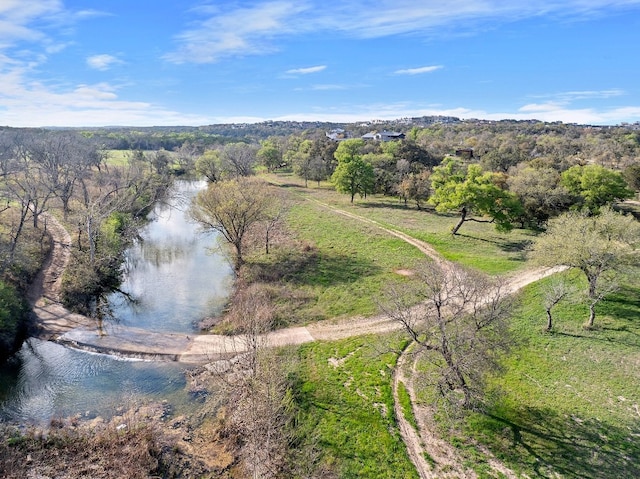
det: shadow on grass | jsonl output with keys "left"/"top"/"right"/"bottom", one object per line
{"left": 478, "top": 406, "right": 640, "bottom": 479}
{"left": 550, "top": 286, "right": 640, "bottom": 347}
{"left": 247, "top": 247, "right": 382, "bottom": 287}
{"left": 456, "top": 233, "right": 532, "bottom": 254}
{"left": 601, "top": 285, "right": 640, "bottom": 324}
{"left": 356, "top": 200, "right": 435, "bottom": 212}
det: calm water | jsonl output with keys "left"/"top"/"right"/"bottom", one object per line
{"left": 107, "top": 180, "right": 232, "bottom": 332}
{"left": 0, "top": 180, "right": 232, "bottom": 425}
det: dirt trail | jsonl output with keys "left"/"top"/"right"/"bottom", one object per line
{"left": 305, "top": 199, "right": 554, "bottom": 478}
{"left": 27, "top": 214, "right": 97, "bottom": 338}
{"left": 32, "top": 203, "right": 559, "bottom": 477}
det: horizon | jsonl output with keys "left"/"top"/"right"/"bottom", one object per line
{"left": 1, "top": 1, "right": 640, "bottom": 128}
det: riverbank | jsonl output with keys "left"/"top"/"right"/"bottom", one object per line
{"left": 30, "top": 211, "right": 559, "bottom": 365}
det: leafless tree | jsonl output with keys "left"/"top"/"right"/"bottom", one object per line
{"left": 219, "top": 143, "right": 258, "bottom": 178}
{"left": 208, "top": 284, "right": 295, "bottom": 478}
{"left": 174, "top": 141, "right": 201, "bottom": 174}
{"left": 542, "top": 277, "right": 576, "bottom": 331}
{"left": 26, "top": 132, "right": 104, "bottom": 220}
{"left": 380, "top": 261, "right": 513, "bottom": 409}
{"left": 0, "top": 144, "right": 53, "bottom": 265}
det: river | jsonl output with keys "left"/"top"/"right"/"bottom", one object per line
{"left": 0, "top": 180, "right": 232, "bottom": 425}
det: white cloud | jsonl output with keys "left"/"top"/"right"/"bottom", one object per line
{"left": 285, "top": 65, "right": 326, "bottom": 75}
{"left": 561, "top": 89, "right": 625, "bottom": 100}
{"left": 0, "top": 66, "right": 209, "bottom": 127}
{"left": 164, "top": 1, "right": 309, "bottom": 64}
{"left": 313, "top": 1, "right": 640, "bottom": 37}
{"left": 208, "top": 100, "right": 640, "bottom": 127}
{"left": 0, "top": 0, "right": 61, "bottom": 43}
{"left": 394, "top": 65, "right": 443, "bottom": 75}
{"left": 310, "top": 84, "right": 347, "bottom": 90}
{"left": 87, "top": 54, "right": 123, "bottom": 71}
{"left": 165, "top": 0, "right": 640, "bottom": 64}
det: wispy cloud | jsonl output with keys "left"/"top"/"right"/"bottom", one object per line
{"left": 164, "top": 1, "right": 309, "bottom": 64}
{"left": 394, "top": 65, "right": 443, "bottom": 75}
{"left": 285, "top": 65, "right": 326, "bottom": 75}
{"left": 310, "top": 84, "right": 346, "bottom": 90}
{"left": 165, "top": 1, "right": 640, "bottom": 63}
{"left": 0, "top": 0, "right": 62, "bottom": 43}
{"left": 314, "top": 1, "right": 640, "bottom": 37}
{"left": 86, "top": 54, "right": 123, "bottom": 71}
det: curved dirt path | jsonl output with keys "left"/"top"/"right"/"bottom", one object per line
{"left": 31, "top": 203, "right": 559, "bottom": 477}
{"left": 304, "top": 199, "right": 556, "bottom": 478}
{"left": 27, "top": 214, "right": 97, "bottom": 338}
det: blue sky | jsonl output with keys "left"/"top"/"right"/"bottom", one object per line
{"left": 1, "top": 0, "right": 640, "bottom": 127}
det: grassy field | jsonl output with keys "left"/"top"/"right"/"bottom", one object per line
{"left": 292, "top": 334, "right": 419, "bottom": 478}
{"left": 273, "top": 168, "right": 639, "bottom": 478}
{"left": 102, "top": 149, "right": 181, "bottom": 171}
{"left": 415, "top": 269, "right": 640, "bottom": 478}
{"left": 268, "top": 173, "right": 535, "bottom": 275}
{"left": 276, "top": 198, "right": 427, "bottom": 322}
{"left": 102, "top": 149, "right": 132, "bottom": 167}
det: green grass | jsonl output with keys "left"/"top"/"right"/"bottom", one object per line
{"left": 293, "top": 334, "right": 418, "bottom": 478}
{"left": 103, "top": 149, "right": 131, "bottom": 167}
{"left": 275, "top": 198, "right": 426, "bottom": 322}
{"left": 103, "top": 149, "right": 182, "bottom": 172}
{"left": 397, "top": 381, "right": 419, "bottom": 431}
{"left": 268, "top": 173, "right": 535, "bottom": 275}
{"left": 422, "top": 269, "right": 640, "bottom": 479}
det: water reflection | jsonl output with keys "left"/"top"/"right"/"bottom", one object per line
{"left": 0, "top": 180, "right": 231, "bottom": 425}
{"left": 108, "top": 180, "right": 233, "bottom": 332}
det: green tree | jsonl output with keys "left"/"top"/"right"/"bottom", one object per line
{"left": 331, "top": 139, "right": 375, "bottom": 202}
{"left": 289, "top": 139, "right": 313, "bottom": 187}
{"left": 561, "top": 164, "right": 634, "bottom": 213}
{"left": 623, "top": 163, "right": 640, "bottom": 195}
{"left": 531, "top": 207, "right": 640, "bottom": 328}
{"left": 507, "top": 164, "right": 572, "bottom": 226}
{"left": 257, "top": 138, "right": 283, "bottom": 172}
{"left": 430, "top": 158, "right": 522, "bottom": 235}
{"left": 195, "top": 149, "right": 222, "bottom": 183}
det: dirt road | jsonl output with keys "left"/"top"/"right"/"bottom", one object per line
{"left": 30, "top": 205, "right": 561, "bottom": 478}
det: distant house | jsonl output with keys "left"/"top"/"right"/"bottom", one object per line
{"left": 455, "top": 148, "right": 474, "bottom": 160}
{"left": 326, "top": 128, "right": 353, "bottom": 141}
{"left": 361, "top": 130, "right": 406, "bottom": 142}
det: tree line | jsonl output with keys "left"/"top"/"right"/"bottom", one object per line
{"left": 0, "top": 129, "right": 174, "bottom": 359}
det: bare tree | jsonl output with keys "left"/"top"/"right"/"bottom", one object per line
{"left": 209, "top": 284, "right": 295, "bottom": 478}
{"left": 219, "top": 143, "right": 258, "bottom": 178}
{"left": 26, "top": 132, "right": 104, "bottom": 220}
{"left": 542, "top": 277, "right": 575, "bottom": 331}
{"left": 0, "top": 144, "right": 53, "bottom": 264}
{"left": 174, "top": 142, "right": 201, "bottom": 174}
{"left": 380, "top": 261, "right": 513, "bottom": 409}
{"left": 190, "top": 178, "right": 274, "bottom": 271}
{"left": 261, "top": 189, "right": 290, "bottom": 256}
